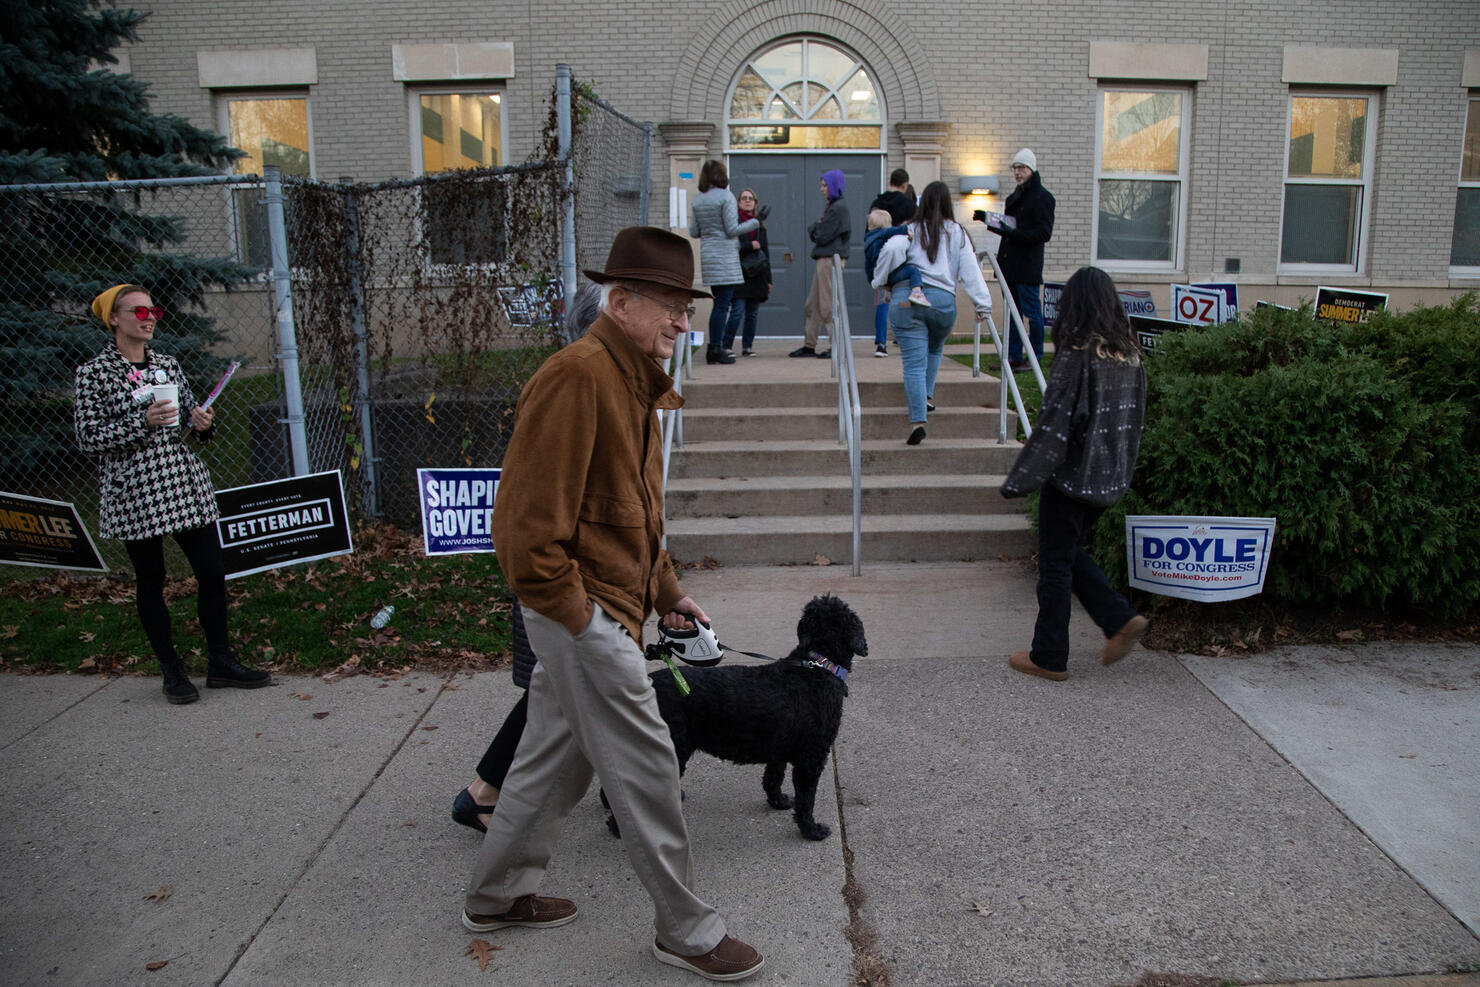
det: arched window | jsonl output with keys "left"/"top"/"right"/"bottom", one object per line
{"left": 727, "top": 39, "right": 883, "bottom": 151}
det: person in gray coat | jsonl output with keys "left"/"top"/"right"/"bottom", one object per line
{"left": 689, "top": 159, "right": 758, "bottom": 364}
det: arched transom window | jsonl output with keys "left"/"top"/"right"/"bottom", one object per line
{"left": 727, "top": 39, "right": 883, "bottom": 151}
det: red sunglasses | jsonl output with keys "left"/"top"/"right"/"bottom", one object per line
{"left": 128, "top": 305, "right": 165, "bottom": 321}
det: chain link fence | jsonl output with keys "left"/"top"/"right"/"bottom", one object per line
{"left": 1, "top": 73, "right": 653, "bottom": 575}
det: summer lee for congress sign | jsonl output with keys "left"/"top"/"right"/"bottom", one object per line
{"left": 417, "top": 468, "right": 500, "bottom": 555}
{"left": 1125, "top": 516, "right": 1277, "bottom": 602}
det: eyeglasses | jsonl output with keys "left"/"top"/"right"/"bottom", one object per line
{"left": 623, "top": 287, "right": 695, "bottom": 321}
{"left": 128, "top": 306, "right": 165, "bottom": 321}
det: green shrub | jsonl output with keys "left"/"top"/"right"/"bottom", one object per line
{"left": 1085, "top": 295, "right": 1480, "bottom": 617}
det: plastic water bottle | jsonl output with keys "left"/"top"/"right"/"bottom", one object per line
{"left": 370, "top": 605, "right": 395, "bottom": 629}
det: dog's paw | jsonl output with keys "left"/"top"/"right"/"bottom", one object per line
{"left": 798, "top": 821, "right": 831, "bottom": 841}
{"left": 767, "top": 793, "right": 794, "bottom": 810}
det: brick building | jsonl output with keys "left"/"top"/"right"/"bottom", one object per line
{"left": 118, "top": 0, "right": 1480, "bottom": 326}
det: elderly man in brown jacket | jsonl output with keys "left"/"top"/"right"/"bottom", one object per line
{"left": 463, "top": 227, "right": 764, "bottom": 983}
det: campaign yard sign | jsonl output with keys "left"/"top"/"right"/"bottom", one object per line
{"left": 216, "top": 470, "right": 353, "bottom": 579}
{"left": 1118, "top": 289, "right": 1157, "bottom": 318}
{"left": 1126, "top": 515, "right": 1277, "bottom": 602}
{"left": 0, "top": 491, "right": 107, "bottom": 572}
{"left": 1315, "top": 286, "right": 1387, "bottom": 325}
{"left": 1129, "top": 314, "right": 1187, "bottom": 352}
{"left": 1170, "top": 284, "right": 1226, "bottom": 327}
{"left": 417, "top": 468, "right": 500, "bottom": 555}
{"left": 1191, "top": 281, "right": 1239, "bottom": 321}
{"left": 1042, "top": 281, "right": 1063, "bottom": 328}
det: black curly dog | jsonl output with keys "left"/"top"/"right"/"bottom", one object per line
{"left": 605, "top": 594, "right": 867, "bottom": 841}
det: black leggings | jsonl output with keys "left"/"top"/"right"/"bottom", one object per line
{"left": 123, "top": 525, "right": 231, "bottom": 664}
{"left": 475, "top": 692, "right": 528, "bottom": 789}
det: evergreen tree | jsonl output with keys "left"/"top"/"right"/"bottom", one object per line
{"left": 0, "top": 0, "right": 251, "bottom": 482}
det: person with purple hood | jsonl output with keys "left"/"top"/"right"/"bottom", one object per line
{"left": 791, "top": 169, "right": 850, "bottom": 358}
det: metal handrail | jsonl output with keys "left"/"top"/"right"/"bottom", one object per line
{"left": 828, "top": 255, "right": 864, "bottom": 575}
{"left": 973, "top": 248, "right": 1047, "bottom": 443}
{"left": 657, "top": 329, "right": 694, "bottom": 549}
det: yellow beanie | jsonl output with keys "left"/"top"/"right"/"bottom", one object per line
{"left": 90, "top": 283, "right": 145, "bottom": 329}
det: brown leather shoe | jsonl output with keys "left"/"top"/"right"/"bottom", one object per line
{"left": 462, "top": 893, "right": 578, "bottom": 933}
{"left": 1009, "top": 650, "right": 1069, "bottom": 681}
{"left": 1103, "top": 615, "right": 1150, "bottom": 665}
{"left": 653, "top": 934, "right": 764, "bottom": 981}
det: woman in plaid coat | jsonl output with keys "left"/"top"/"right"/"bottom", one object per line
{"left": 74, "top": 284, "right": 270, "bottom": 704}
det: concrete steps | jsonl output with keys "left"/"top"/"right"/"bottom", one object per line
{"left": 663, "top": 342, "right": 1034, "bottom": 566}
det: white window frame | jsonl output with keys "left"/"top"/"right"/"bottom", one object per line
{"left": 1451, "top": 93, "right": 1480, "bottom": 277}
{"left": 215, "top": 90, "right": 315, "bottom": 270}
{"left": 723, "top": 38, "right": 885, "bottom": 156}
{"left": 1277, "top": 89, "right": 1378, "bottom": 276}
{"left": 407, "top": 85, "right": 511, "bottom": 273}
{"left": 1091, "top": 84, "right": 1192, "bottom": 274}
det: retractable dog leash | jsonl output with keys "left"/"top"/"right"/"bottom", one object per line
{"left": 645, "top": 617, "right": 842, "bottom": 693}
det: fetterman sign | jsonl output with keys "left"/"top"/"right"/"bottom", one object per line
{"left": 215, "top": 471, "right": 352, "bottom": 579}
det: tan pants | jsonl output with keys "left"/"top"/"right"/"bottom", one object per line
{"left": 464, "top": 603, "right": 726, "bottom": 955}
{"left": 802, "top": 256, "right": 843, "bottom": 349}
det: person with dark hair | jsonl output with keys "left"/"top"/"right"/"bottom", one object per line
{"left": 790, "top": 169, "right": 849, "bottom": 358}
{"left": 689, "top": 159, "right": 759, "bottom": 365}
{"left": 868, "top": 168, "right": 915, "bottom": 356}
{"left": 74, "top": 284, "right": 270, "bottom": 705}
{"left": 1001, "top": 265, "right": 1149, "bottom": 682}
{"left": 732, "top": 188, "right": 772, "bottom": 356}
{"left": 462, "top": 228, "right": 763, "bottom": 983}
{"left": 451, "top": 281, "right": 605, "bottom": 834}
{"left": 870, "top": 181, "right": 993, "bottom": 444}
{"left": 991, "top": 148, "right": 1055, "bottom": 371}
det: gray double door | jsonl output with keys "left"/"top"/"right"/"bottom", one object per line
{"left": 727, "top": 154, "right": 879, "bottom": 339}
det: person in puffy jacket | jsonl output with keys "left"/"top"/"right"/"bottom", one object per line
{"left": 689, "top": 159, "right": 759, "bottom": 365}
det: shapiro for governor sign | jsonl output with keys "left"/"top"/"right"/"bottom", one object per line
{"left": 417, "top": 468, "right": 500, "bottom": 555}
{"left": 215, "top": 471, "right": 353, "bottom": 579}
{"left": 1125, "top": 515, "right": 1277, "bottom": 602}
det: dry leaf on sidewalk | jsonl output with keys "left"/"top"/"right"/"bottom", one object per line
{"left": 142, "top": 886, "right": 173, "bottom": 903}
{"left": 967, "top": 899, "right": 992, "bottom": 917}
{"left": 145, "top": 960, "right": 168, "bottom": 971}
{"left": 465, "top": 938, "right": 501, "bottom": 970}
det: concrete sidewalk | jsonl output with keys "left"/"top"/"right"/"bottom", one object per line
{"left": 1, "top": 560, "right": 1477, "bottom": 986}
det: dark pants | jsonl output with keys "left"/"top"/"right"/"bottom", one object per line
{"left": 1005, "top": 280, "right": 1045, "bottom": 363}
{"left": 123, "top": 524, "right": 231, "bottom": 664}
{"left": 728, "top": 297, "right": 760, "bottom": 350}
{"left": 476, "top": 691, "right": 529, "bottom": 788}
{"left": 708, "top": 284, "right": 737, "bottom": 348}
{"left": 1031, "top": 485, "right": 1138, "bottom": 672}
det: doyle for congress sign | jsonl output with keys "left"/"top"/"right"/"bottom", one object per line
{"left": 417, "top": 468, "right": 500, "bottom": 555}
{"left": 0, "top": 491, "right": 107, "bottom": 572}
{"left": 215, "top": 471, "right": 353, "bottom": 579}
{"left": 1125, "top": 516, "right": 1277, "bottom": 602}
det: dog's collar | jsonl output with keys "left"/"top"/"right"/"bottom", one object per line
{"left": 803, "top": 650, "right": 849, "bottom": 682}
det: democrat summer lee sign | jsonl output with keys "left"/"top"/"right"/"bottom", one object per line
{"left": 1125, "top": 516, "right": 1277, "bottom": 602}
{"left": 0, "top": 491, "right": 107, "bottom": 572}
{"left": 417, "top": 468, "right": 500, "bottom": 555}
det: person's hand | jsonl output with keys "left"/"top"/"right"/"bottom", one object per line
{"left": 756, "top": 204, "right": 770, "bottom": 220}
{"left": 972, "top": 209, "right": 987, "bottom": 223}
{"left": 190, "top": 405, "right": 214, "bottom": 430}
{"left": 145, "top": 400, "right": 177, "bottom": 427}
{"left": 663, "top": 596, "right": 711, "bottom": 630}
{"left": 751, "top": 239, "right": 761, "bottom": 250}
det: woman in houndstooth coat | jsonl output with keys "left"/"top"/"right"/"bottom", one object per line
{"left": 74, "top": 284, "right": 271, "bottom": 704}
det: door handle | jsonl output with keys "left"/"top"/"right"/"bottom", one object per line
{"left": 783, "top": 251, "right": 794, "bottom": 264}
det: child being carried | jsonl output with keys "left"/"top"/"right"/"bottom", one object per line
{"left": 863, "top": 209, "right": 930, "bottom": 307}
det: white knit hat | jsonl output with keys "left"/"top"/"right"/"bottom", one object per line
{"left": 1011, "top": 148, "right": 1037, "bottom": 172}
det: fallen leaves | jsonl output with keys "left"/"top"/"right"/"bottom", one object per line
{"left": 143, "top": 886, "right": 173, "bottom": 903}
{"left": 967, "top": 899, "right": 993, "bottom": 918}
{"left": 145, "top": 960, "right": 168, "bottom": 971}
{"left": 812, "top": 553, "right": 832, "bottom": 566}
{"left": 465, "top": 938, "right": 500, "bottom": 970}
{"left": 312, "top": 711, "right": 330, "bottom": 720}
{"left": 289, "top": 692, "right": 312, "bottom": 701}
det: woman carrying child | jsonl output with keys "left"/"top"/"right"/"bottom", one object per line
{"left": 870, "top": 181, "right": 993, "bottom": 444}
{"left": 1000, "top": 265, "right": 1149, "bottom": 681}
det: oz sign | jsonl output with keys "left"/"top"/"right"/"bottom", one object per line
{"left": 1171, "top": 284, "right": 1226, "bottom": 326}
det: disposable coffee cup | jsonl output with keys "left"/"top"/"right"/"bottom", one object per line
{"left": 151, "top": 382, "right": 179, "bottom": 424}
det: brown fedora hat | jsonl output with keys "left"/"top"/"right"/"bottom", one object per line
{"left": 583, "top": 226, "right": 711, "bottom": 299}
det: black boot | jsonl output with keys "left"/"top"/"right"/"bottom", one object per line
{"left": 706, "top": 345, "right": 735, "bottom": 365}
{"left": 206, "top": 654, "right": 272, "bottom": 689}
{"left": 160, "top": 658, "right": 200, "bottom": 705}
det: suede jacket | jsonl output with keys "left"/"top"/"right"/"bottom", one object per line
{"left": 1001, "top": 341, "right": 1146, "bottom": 506}
{"left": 491, "top": 314, "right": 685, "bottom": 643}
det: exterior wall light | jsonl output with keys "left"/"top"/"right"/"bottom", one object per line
{"left": 959, "top": 176, "right": 999, "bottom": 196}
